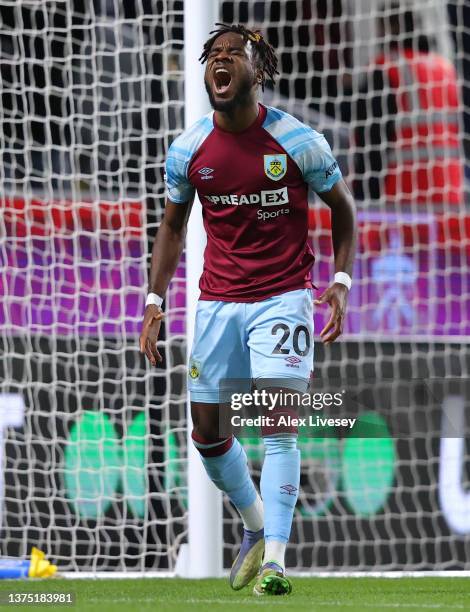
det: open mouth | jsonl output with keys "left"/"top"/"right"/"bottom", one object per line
{"left": 213, "top": 68, "right": 232, "bottom": 95}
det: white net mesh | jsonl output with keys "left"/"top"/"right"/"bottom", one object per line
{"left": 0, "top": 0, "right": 187, "bottom": 571}
{"left": 0, "top": 0, "right": 469, "bottom": 573}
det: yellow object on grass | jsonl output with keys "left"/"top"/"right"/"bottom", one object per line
{"left": 28, "top": 547, "right": 58, "bottom": 578}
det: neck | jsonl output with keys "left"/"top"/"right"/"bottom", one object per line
{"left": 215, "top": 99, "right": 260, "bottom": 132}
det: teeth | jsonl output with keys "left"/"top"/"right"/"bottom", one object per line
{"left": 215, "top": 68, "right": 229, "bottom": 75}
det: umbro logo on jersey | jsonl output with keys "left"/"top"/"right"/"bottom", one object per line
{"left": 198, "top": 167, "right": 214, "bottom": 180}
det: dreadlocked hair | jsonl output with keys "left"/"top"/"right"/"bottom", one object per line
{"left": 199, "top": 23, "right": 278, "bottom": 90}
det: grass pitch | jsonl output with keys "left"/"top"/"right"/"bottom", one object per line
{"left": 0, "top": 577, "right": 469, "bottom": 611}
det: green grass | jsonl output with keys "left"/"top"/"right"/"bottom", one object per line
{"left": 0, "top": 577, "right": 469, "bottom": 611}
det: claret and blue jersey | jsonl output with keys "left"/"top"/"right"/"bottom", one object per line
{"left": 165, "top": 103, "right": 342, "bottom": 302}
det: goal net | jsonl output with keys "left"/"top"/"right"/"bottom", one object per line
{"left": 0, "top": 0, "right": 469, "bottom": 573}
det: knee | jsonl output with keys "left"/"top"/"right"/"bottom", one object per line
{"left": 191, "top": 427, "right": 235, "bottom": 459}
{"left": 191, "top": 403, "right": 220, "bottom": 444}
{"left": 191, "top": 424, "right": 221, "bottom": 445}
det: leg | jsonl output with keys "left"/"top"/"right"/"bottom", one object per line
{"left": 188, "top": 297, "right": 264, "bottom": 589}
{"left": 189, "top": 299, "right": 260, "bottom": 528}
{"left": 252, "top": 415, "right": 300, "bottom": 597}
{"left": 260, "top": 432, "right": 300, "bottom": 569}
{"left": 247, "top": 289, "right": 314, "bottom": 595}
{"left": 191, "top": 401, "right": 264, "bottom": 589}
{"left": 191, "top": 401, "right": 263, "bottom": 530}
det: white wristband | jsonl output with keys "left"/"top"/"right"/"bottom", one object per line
{"left": 334, "top": 272, "right": 352, "bottom": 290}
{"left": 145, "top": 292, "right": 164, "bottom": 308}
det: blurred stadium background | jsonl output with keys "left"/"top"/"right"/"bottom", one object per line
{"left": 0, "top": 0, "right": 469, "bottom": 575}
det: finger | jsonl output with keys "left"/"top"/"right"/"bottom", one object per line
{"left": 320, "top": 303, "right": 338, "bottom": 337}
{"left": 140, "top": 317, "right": 153, "bottom": 353}
{"left": 144, "top": 338, "right": 156, "bottom": 365}
{"left": 155, "top": 347, "right": 163, "bottom": 363}
{"left": 144, "top": 344, "right": 156, "bottom": 366}
{"left": 146, "top": 338, "right": 157, "bottom": 364}
{"left": 323, "top": 329, "right": 341, "bottom": 344}
{"left": 313, "top": 292, "right": 328, "bottom": 306}
{"left": 320, "top": 316, "right": 335, "bottom": 339}
{"left": 323, "top": 318, "right": 344, "bottom": 344}
{"left": 147, "top": 338, "right": 163, "bottom": 365}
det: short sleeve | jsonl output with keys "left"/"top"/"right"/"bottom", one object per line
{"left": 165, "top": 142, "right": 196, "bottom": 204}
{"left": 302, "top": 134, "right": 342, "bottom": 194}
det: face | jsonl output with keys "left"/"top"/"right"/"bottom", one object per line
{"left": 204, "top": 31, "right": 260, "bottom": 113}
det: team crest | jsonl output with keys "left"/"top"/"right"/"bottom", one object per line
{"left": 264, "top": 154, "right": 287, "bottom": 181}
{"left": 189, "top": 360, "right": 201, "bottom": 380}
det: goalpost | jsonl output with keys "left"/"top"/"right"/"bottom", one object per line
{"left": 181, "top": 0, "right": 222, "bottom": 578}
{"left": 0, "top": 0, "right": 469, "bottom": 577}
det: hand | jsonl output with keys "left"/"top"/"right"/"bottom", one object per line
{"left": 314, "top": 283, "right": 349, "bottom": 345}
{"left": 139, "top": 305, "right": 164, "bottom": 366}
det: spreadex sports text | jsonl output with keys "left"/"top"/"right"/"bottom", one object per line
{"left": 204, "top": 187, "right": 290, "bottom": 221}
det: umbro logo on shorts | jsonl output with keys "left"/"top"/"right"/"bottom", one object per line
{"left": 285, "top": 356, "right": 301, "bottom": 367}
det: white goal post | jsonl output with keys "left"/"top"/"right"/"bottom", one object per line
{"left": 181, "top": 0, "right": 223, "bottom": 579}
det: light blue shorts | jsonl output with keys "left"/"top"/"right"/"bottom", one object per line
{"left": 188, "top": 289, "right": 314, "bottom": 403}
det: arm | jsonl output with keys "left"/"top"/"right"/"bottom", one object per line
{"left": 148, "top": 199, "right": 192, "bottom": 296}
{"left": 139, "top": 199, "right": 192, "bottom": 365}
{"left": 314, "top": 178, "right": 357, "bottom": 344}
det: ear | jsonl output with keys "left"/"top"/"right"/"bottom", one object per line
{"left": 256, "top": 70, "right": 263, "bottom": 85}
